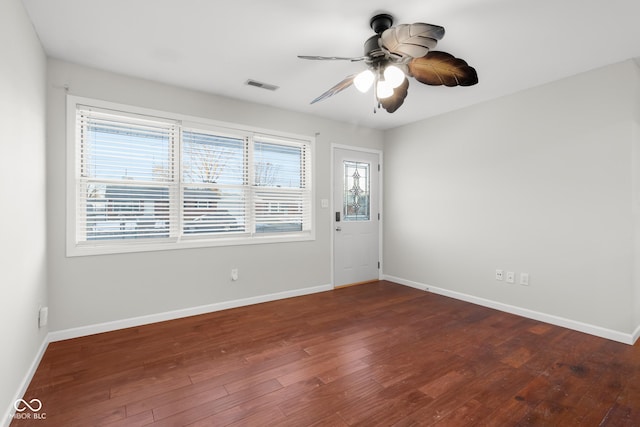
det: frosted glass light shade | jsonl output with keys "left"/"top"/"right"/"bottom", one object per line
{"left": 384, "top": 65, "right": 405, "bottom": 88}
{"left": 354, "top": 69, "right": 375, "bottom": 93}
{"left": 376, "top": 80, "right": 393, "bottom": 99}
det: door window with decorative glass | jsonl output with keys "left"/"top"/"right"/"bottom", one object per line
{"left": 343, "top": 160, "right": 370, "bottom": 221}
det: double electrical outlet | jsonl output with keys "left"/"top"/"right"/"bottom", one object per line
{"left": 496, "top": 269, "right": 529, "bottom": 286}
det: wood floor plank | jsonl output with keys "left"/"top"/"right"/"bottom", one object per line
{"left": 125, "top": 382, "right": 228, "bottom": 417}
{"left": 340, "top": 387, "right": 433, "bottom": 426}
{"left": 277, "top": 347, "right": 371, "bottom": 387}
{"left": 109, "top": 371, "right": 192, "bottom": 399}
{"left": 104, "top": 410, "right": 155, "bottom": 427}
{"left": 277, "top": 369, "right": 384, "bottom": 420}
{"left": 10, "top": 280, "right": 640, "bottom": 426}
{"left": 188, "top": 377, "right": 325, "bottom": 427}
{"left": 150, "top": 386, "right": 232, "bottom": 421}
{"left": 150, "top": 379, "right": 283, "bottom": 426}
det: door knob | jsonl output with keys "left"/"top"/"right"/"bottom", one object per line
{"left": 335, "top": 226, "right": 342, "bottom": 231}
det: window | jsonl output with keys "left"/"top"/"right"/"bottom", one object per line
{"left": 181, "top": 129, "right": 247, "bottom": 235}
{"left": 68, "top": 97, "right": 314, "bottom": 256}
{"left": 253, "top": 137, "right": 310, "bottom": 233}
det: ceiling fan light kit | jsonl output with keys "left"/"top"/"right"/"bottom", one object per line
{"left": 299, "top": 13, "right": 478, "bottom": 113}
{"left": 383, "top": 65, "right": 406, "bottom": 88}
{"left": 353, "top": 65, "right": 403, "bottom": 98}
{"left": 376, "top": 79, "right": 394, "bottom": 99}
{"left": 353, "top": 69, "right": 374, "bottom": 92}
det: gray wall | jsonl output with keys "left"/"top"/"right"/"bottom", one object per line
{"left": 384, "top": 60, "right": 640, "bottom": 337}
{"left": 0, "top": 0, "right": 48, "bottom": 424}
{"left": 46, "top": 59, "right": 383, "bottom": 331}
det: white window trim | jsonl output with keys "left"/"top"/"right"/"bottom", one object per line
{"left": 66, "top": 95, "right": 316, "bottom": 257}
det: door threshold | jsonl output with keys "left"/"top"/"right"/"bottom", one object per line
{"left": 335, "top": 279, "right": 379, "bottom": 289}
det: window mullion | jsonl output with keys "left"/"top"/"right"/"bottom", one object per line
{"left": 174, "top": 126, "right": 182, "bottom": 238}
{"left": 246, "top": 136, "right": 254, "bottom": 235}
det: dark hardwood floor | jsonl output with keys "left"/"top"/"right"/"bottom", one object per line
{"left": 11, "top": 281, "right": 640, "bottom": 426}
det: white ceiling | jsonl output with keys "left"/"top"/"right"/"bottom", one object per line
{"left": 22, "top": 0, "right": 640, "bottom": 130}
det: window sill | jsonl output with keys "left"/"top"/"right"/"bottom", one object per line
{"left": 66, "top": 232, "right": 315, "bottom": 257}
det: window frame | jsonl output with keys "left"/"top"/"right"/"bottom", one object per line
{"left": 66, "top": 95, "right": 315, "bottom": 257}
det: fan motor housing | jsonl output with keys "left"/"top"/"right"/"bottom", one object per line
{"left": 365, "top": 14, "right": 393, "bottom": 62}
{"left": 363, "top": 35, "right": 382, "bottom": 57}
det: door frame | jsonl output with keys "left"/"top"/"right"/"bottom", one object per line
{"left": 330, "top": 144, "right": 383, "bottom": 288}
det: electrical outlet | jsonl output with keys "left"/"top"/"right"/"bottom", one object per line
{"left": 506, "top": 271, "right": 515, "bottom": 284}
{"left": 520, "top": 273, "right": 530, "bottom": 286}
{"left": 38, "top": 306, "right": 48, "bottom": 328}
{"left": 231, "top": 268, "right": 239, "bottom": 281}
{"left": 495, "top": 269, "right": 504, "bottom": 281}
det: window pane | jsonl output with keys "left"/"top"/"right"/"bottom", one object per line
{"left": 81, "top": 116, "right": 173, "bottom": 182}
{"left": 182, "top": 131, "right": 246, "bottom": 185}
{"left": 254, "top": 141, "right": 303, "bottom": 188}
{"left": 343, "top": 161, "right": 370, "bottom": 221}
{"left": 182, "top": 130, "right": 247, "bottom": 236}
{"left": 182, "top": 186, "right": 246, "bottom": 234}
{"left": 77, "top": 108, "right": 176, "bottom": 242}
{"left": 253, "top": 140, "right": 308, "bottom": 233}
{"left": 83, "top": 183, "right": 170, "bottom": 240}
{"left": 254, "top": 189, "right": 304, "bottom": 233}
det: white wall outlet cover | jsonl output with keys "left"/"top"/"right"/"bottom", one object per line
{"left": 520, "top": 273, "right": 530, "bottom": 286}
{"left": 506, "top": 272, "right": 515, "bottom": 284}
{"left": 38, "top": 306, "right": 48, "bottom": 328}
{"left": 231, "top": 269, "right": 239, "bottom": 281}
{"left": 495, "top": 269, "right": 504, "bottom": 280}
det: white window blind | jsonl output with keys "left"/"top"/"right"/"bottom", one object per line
{"left": 182, "top": 130, "right": 248, "bottom": 235}
{"left": 70, "top": 98, "right": 314, "bottom": 255}
{"left": 75, "top": 107, "right": 177, "bottom": 243}
{"left": 253, "top": 137, "right": 311, "bottom": 234}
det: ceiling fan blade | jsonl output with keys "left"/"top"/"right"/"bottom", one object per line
{"left": 380, "top": 23, "right": 445, "bottom": 59}
{"left": 380, "top": 78, "right": 410, "bottom": 113}
{"left": 408, "top": 51, "right": 478, "bottom": 87}
{"left": 310, "top": 74, "right": 356, "bottom": 104}
{"left": 298, "top": 55, "right": 366, "bottom": 62}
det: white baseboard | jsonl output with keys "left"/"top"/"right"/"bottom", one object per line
{"left": 48, "top": 283, "right": 333, "bottom": 343}
{"left": 633, "top": 323, "right": 640, "bottom": 344}
{"left": 384, "top": 274, "right": 638, "bottom": 345}
{"left": 2, "top": 336, "right": 49, "bottom": 427}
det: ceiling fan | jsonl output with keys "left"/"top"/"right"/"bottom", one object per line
{"left": 299, "top": 13, "right": 478, "bottom": 113}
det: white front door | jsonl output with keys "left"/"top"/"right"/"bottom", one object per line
{"left": 333, "top": 147, "right": 380, "bottom": 287}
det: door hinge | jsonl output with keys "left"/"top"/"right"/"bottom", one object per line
{"left": 378, "top": 213, "right": 380, "bottom": 220}
{"left": 377, "top": 261, "right": 380, "bottom": 269}
{"left": 378, "top": 164, "right": 381, "bottom": 172}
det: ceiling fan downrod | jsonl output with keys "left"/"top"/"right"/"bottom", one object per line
{"left": 369, "top": 14, "right": 393, "bottom": 34}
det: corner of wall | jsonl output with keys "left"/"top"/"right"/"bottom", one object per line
{"left": 633, "top": 97, "right": 640, "bottom": 339}
{"left": 0, "top": 0, "right": 49, "bottom": 425}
